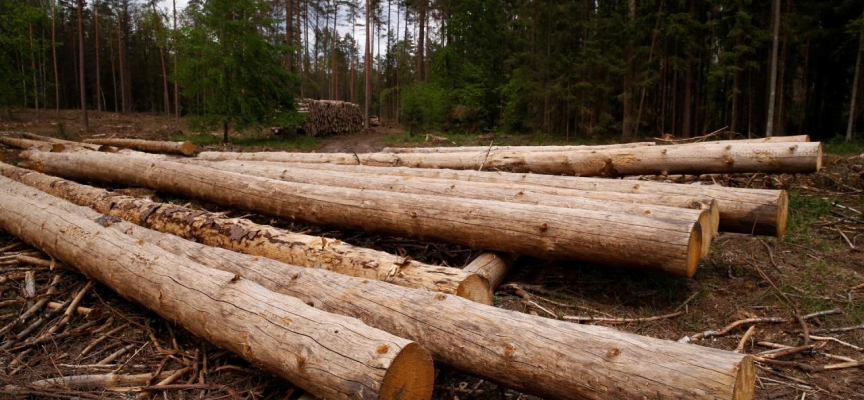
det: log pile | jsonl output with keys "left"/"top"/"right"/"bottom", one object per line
{"left": 297, "top": 98, "right": 364, "bottom": 136}
{"left": 0, "top": 167, "right": 756, "bottom": 400}
{"left": 5, "top": 134, "right": 830, "bottom": 399}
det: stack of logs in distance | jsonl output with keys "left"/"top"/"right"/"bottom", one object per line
{"left": 297, "top": 98, "right": 364, "bottom": 136}
{"left": 0, "top": 132, "right": 824, "bottom": 399}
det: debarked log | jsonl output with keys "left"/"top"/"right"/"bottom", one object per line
{"left": 2, "top": 176, "right": 754, "bottom": 400}
{"left": 0, "top": 162, "right": 490, "bottom": 303}
{"left": 21, "top": 151, "right": 703, "bottom": 275}
{"left": 0, "top": 176, "right": 434, "bottom": 400}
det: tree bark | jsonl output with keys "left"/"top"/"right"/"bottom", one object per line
{"left": 52, "top": 0, "right": 60, "bottom": 115}
{"left": 179, "top": 158, "right": 717, "bottom": 257}
{"left": 20, "top": 151, "right": 703, "bottom": 276}
{"left": 765, "top": 0, "right": 780, "bottom": 137}
{"left": 29, "top": 24, "right": 39, "bottom": 118}
{"left": 198, "top": 142, "right": 822, "bottom": 177}
{"left": 151, "top": 2, "right": 170, "bottom": 119}
{"left": 463, "top": 252, "right": 519, "bottom": 290}
{"left": 286, "top": 0, "right": 294, "bottom": 72}
{"left": 416, "top": 1, "right": 426, "bottom": 82}
{"left": 364, "top": 0, "right": 371, "bottom": 129}
{"left": 76, "top": 0, "right": 89, "bottom": 130}
{"left": 239, "top": 161, "right": 788, "bottom": 237}
{"left": 95, "top": 0, "right": 102, "bottom": 112}
{"left": 82, "top": 138, "right": 195, "bottom": 156}
{"left": 0, "top": 163, "right": 491, "bottom": 303}
{"left": 847, "top": 11, "right": 864, "bottom": 142}
{"left": 173, "top": 0, "right": 180, "bottom": 122}
{"left": 0, "top": 175, "right": 435, "bottom": 400}
{"left": 0, "top": 173, "right": 754, "bottom": 400}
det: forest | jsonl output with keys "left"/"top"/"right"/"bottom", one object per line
{"left": 1, "top": 0, "right": 863, "bottom": 142}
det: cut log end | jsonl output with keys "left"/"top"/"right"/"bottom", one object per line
{"left": 697, "top": 210, "right": 714, "bottom": 258}
{"left": 775, "top": 190, "right": 789, "bottom": 238}
{"left": 50, "top": 144, "right": 66, "bottom": 153}
{"left": 380, "top": 342, "right": 435, "bottom": 400}
{"left": 456, "top": 274, "right": 493, "bottom": 305}
{"left": 685, "top": 223, "right": 703, "bottom": 278}
{"left": 707, "top": 199, "right": 720, "bottom": 236}
{"left": 732, "top": 355, "right": 756, "bottom": 400}
{"left": 179, "top": 141, "right": 196, "bottom": 156}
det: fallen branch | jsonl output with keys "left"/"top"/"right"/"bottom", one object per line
{"left": 563, "top": 311, "right": 684, "bottom": 324}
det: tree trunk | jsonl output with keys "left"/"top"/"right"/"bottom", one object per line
{"left": 151, "top": 2, "right": 170, "bottom": 119}
{"left": 76, "top": 0, "right": 88, "bottom": 130}
{"left": 109, "top": 13, "right": 118, "bottom": 113}
{"left": 180, "top": 158, "right": 717, "bottom": 258}
{"left": 416, "top": 1, "right": 426, "bottom": 82}
{"left": 0, "top": 176, "right": 434, "bottom": 400}
{"left": 82, "top": 138, "right": 195, "bottom": 155}
{"left": 20, "top": 151, "right": 703, "bottom": 275}
{"left": 847, "top": 11, "right": 864, "bottom": 142}
{"left": 0, "top": 163, "right": 490, "bottom": 303}
{"left": 51, "top": 0, "right": 60, "bottom": 115}
{"left": 239, "top": 161, "right": 789, "bottom": 237}
{"left": 364, "top": 0, "right": 371, "bottom": 128}
{"left": 198, "top": 142, "right": 823, "bottom": 177}
{"left": 223, "top": 121, "right": 228, "bottom": 143}
{"left": 463, "top": 252, "right": 519, "bottom": 290}
{"left": 765, "top": 0, "right": 780, "bottom": 137}
{"left": 29, "top": 24, "right": 39, "bottom": 118}
{"left": 286, "top": 0, "right": 294, "bottom": 72}
{"left": 118, "top": 2, "right": 129, "bottom": 113}
{"left": 331, "top": 1, "right": 338, "bottom": 100}
{"left": 0, "top": 172, "right": 754, "bottom": 400}
{"left": 95, "top": 1, "right": 102, "bottom": 112}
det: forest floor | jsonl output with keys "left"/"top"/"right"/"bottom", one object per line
{"left": 1, "top": 109, "right": 863, "bottom": 400}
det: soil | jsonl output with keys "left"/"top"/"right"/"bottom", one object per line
{"left": 1, "top": 110, "right": 863, "bottom": 400}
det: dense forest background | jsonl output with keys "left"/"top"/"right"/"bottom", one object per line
{"left": 1, "top": 0, "right": 863, "bottom": 141}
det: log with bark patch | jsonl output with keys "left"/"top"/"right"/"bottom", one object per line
{"left": 175, "top": 158, "right": 717, "bottom": 256}
{"left": 232, "top": 162, "right": 787, "bottom": 237}
{"left": 18, "top": 132, "right": 105, "bottom": 151}
{"left": 197, "top": 141, "right": 821, "bottom": 176}
{"left": 2, "top": 176, "right": 755, "bottom": 400}
{"left": 83, "top": 138, "right": 195, "bottom": 156}
{"left": 0, "top": 176, "right": 435, "bottom": 400}
{"left": 0, "top": 136, "right": 65, "bottom": 152}
{"left": 381, "top": 142, "right": 657, "bottom": 153}
{"left": 0, "top": 163, "right": 491, "bottom": 303}
{"left": 20, "top": 151, "right": 704, "bottom": 275}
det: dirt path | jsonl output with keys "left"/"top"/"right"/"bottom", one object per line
{"left": 315, "top": 127, "right": 399, "bottom": 153}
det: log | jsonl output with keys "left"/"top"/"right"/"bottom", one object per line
{"left": 5, "top": 177, "right": 755, "bottom": 400}
{"left": 83, "top": 138, "right": 195, "bottom": 156}
{"left": 655, "top": 135, "right": 811, "bottom": 145}
{"left": 0, "top": 137, "right": 64, "bottom": 152}
{"left": 198, "top": 141, "right": 822, "bottom": 176}
{"left": 20, "top": 151, "right": 703, "bottom": 275}
{"left": 178, "top": 159, "right": 717, "bottom": 256}
{"left": 381, "top": 142, "right": 657, "bottom": 153}
{"left": 19, "top": 132, "right": 104, "bottom": 150}
{"left": 463, "top": 252, "right": 519, "bottom": 290}
{"left": 238, "top": 162, "right": 787, "bottom": 237}
{"left": 0, "top": 163, "right": 491, "bottom": 304}
{"left": 0, "top": 176, "right": 434, "bottom": 400}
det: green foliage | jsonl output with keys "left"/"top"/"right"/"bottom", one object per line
{"left": 784, "top": 191, "right": 834, "bottom": 236}
{"left": 173, "top": 0, "right": 299, "bottom": 142}
{"left": 823, "top": 135, "right": 864, "bottom": 155}
{"left": 0, "top": 1, "right": 45, "bottom": 115}
{"left": 400, "top": 83, "right": 449, "bottom": 134}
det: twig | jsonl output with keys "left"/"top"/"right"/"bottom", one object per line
{"left": 735, "top": 325, "right": 756, "bottom": 353}
{"left": 522, "top": 300, "right": 559, "bottom": 319}
{"left": 748, "top": 258, "right": 810, "bottom": 344}
{"left": 690, "top": 317, "right": 787, "bottom": 340}
{"left": 812, "top": 324, "right": 864, "bottom": 333}
{"left": 563, "top": 311, "right": 683, "bottom": 324}
{"left": 136, "top": 367, "right": 191, "bottom": 399}
{"left": 757, "top": 239, "right": 782, "bottom": 273}
{"left": 78, "top": 322, "right": 131, "bottom": 359}
{"left": 96, "top": 343, "right": 136, "bottom": 365}
{"left": 8, "top": 319, "right": 102, "bottom": 352}
{"left": 0, "top": 241, "right": 24, "bottom": 253}
{"left": 836, "top": 227, "right": 855, "bottom": 248}
{"left": 478, "top": 140, "right": 494, "bottom": 171}
{"left": 801, "top": 309, "right": 842, "bottom": 320}
{"left": 674, "top": 291, "right": 699, "bottom": 312}
{"left": 48, "top": 281, "right": 94, "bottom": 334}
{"left": 807, "top": 335, "right": 864, "bottom": 351}
{"left": 6, "top": 299, "right": 71, "bottom": 348}
{"left": 756, "top": 344, "right": 816, "bottom": 359}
